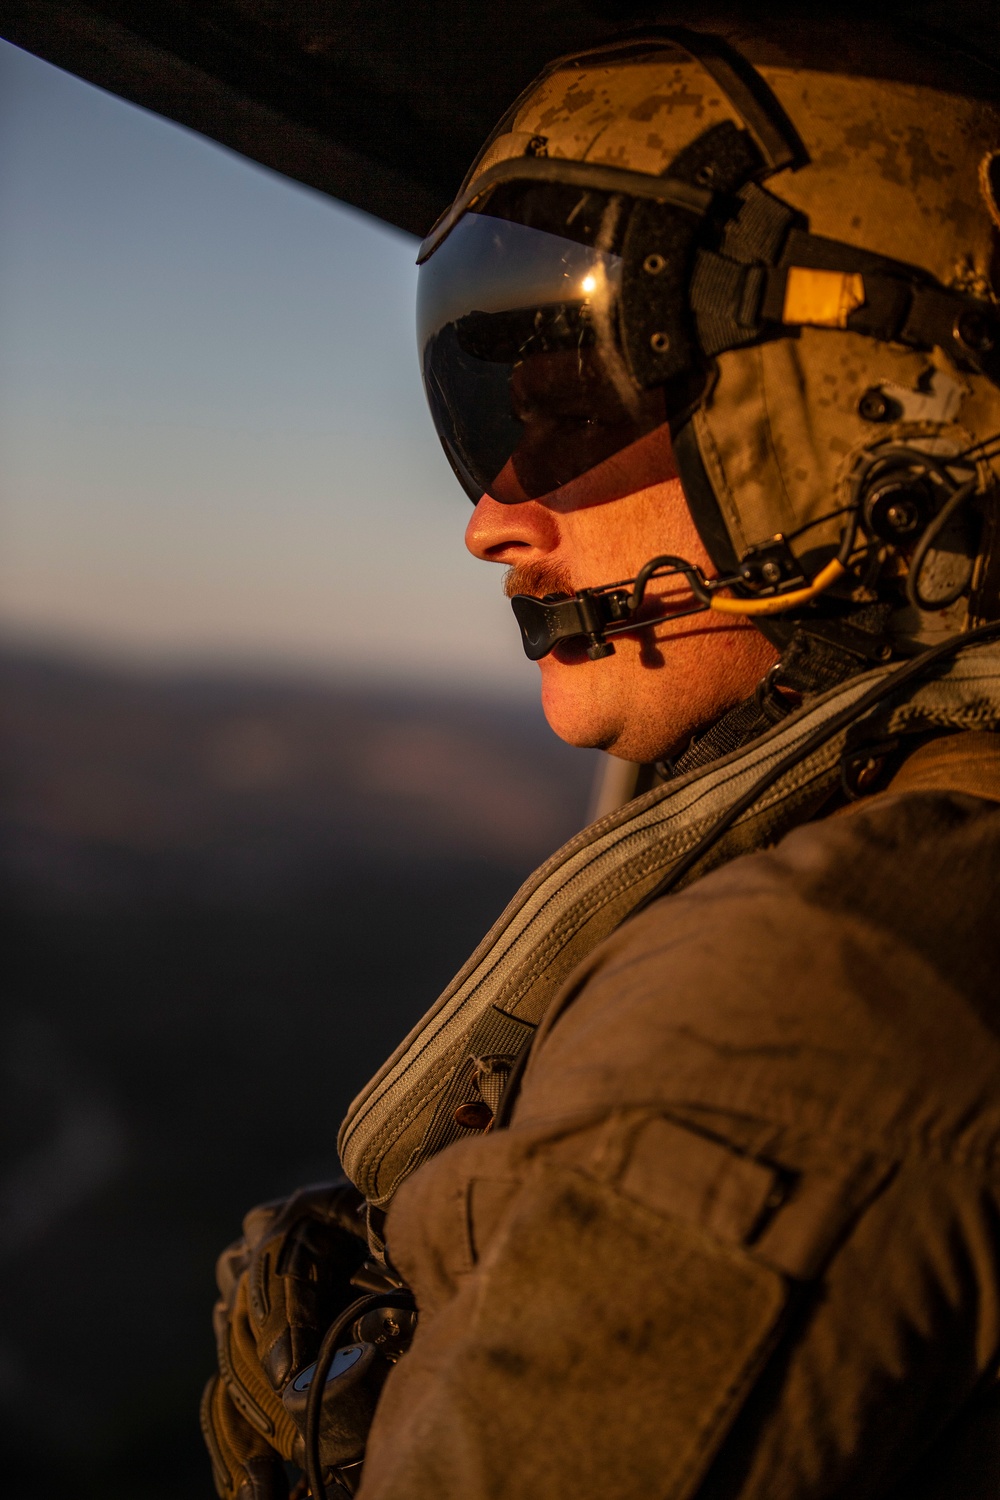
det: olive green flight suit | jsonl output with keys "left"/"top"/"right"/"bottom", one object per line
{"left": 358, "top": 733, "right": 1000, "bottom": 1500}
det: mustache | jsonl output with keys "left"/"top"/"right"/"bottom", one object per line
{"left": 503, "top": 559, "right": 575, "bottom": 600}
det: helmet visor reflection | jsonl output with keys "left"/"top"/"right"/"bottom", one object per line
{"left": 417, "top": 196, "right": 667, "bottom": 502}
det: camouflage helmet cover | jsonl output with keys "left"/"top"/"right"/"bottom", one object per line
{"left": 418, "top": 22, "right": 1000, "bottom": 648}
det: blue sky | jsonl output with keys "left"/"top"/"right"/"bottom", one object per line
{"left": 0, "top": 39, "right": 532, "bottom": 692}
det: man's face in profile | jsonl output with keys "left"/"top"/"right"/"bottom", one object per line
{"left": 466, "top": 420, "right": 779, "bottom": 765}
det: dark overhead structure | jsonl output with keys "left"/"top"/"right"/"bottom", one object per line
{"left": 0, "top": 0, "right": 623, "bottom": 235}
{"left": 0, "top": 2, "right": 997, "bottom": 238}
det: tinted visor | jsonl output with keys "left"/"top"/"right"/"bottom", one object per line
{"left": 417, "top": 184, "right": 668, "bottom": 502}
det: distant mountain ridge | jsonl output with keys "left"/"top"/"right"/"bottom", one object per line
{"left": 0, "top": 646, "right": 596, "bottom": 908}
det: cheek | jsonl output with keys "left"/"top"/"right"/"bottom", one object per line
{"left": 560, "top": 477, "right": 706, "bottom": 584}
{"left": 631, "top": 478, "right": 712, "bottom": 567}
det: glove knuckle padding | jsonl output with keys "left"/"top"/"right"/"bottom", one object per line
{"left": 242, "top": 1198, "right": 287, "bottom": 1249}
{"left": 215, "top": 1277, "right": 303, "bottom": 1457}
{"left": 201, "top": 1375, "right": 289, "bottom": 1500}
{"left": 201, "top": 1376, "right": 235, "bottom": 1497}
{"left": 244, "top": 1183, "right": 369, "bottom": 1390}
{"left": 205, "top": 1177, "right": 370, "bottom": 1489}
{"left": 248, "top": 1247, "right": 272, "bottom": 1328}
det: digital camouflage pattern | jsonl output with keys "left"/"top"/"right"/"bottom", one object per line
{"left": 465, "top": 40, "right": 1000, "bottom": 643}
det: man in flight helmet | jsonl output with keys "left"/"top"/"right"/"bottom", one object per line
{"left": 203, "top": 14, "right": 1000, "bottom": 1500}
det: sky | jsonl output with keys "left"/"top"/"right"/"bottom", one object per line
{"left": 0, "top": 39, "right": 533, "bottom": 693}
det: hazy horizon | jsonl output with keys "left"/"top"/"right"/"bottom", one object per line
{"left": 0, "top": 38, "right": 535, "bottom": 696}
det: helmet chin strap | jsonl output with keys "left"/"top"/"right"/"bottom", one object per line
{"left": 509, "top": 545, "right": 852, "bottom": 662}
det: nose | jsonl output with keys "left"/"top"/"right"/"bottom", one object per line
{"left": 464, "top": 492, "right": 560, "bottom": 564}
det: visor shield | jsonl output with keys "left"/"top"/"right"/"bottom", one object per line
{"left": 417, "top": 190, "right": 668, "bottom": 502}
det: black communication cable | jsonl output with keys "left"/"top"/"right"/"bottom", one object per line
{"left": 905, "top": 477, "right": 979, "bottom": 612}
{"left": 303, "top": 1290, "right": 416, "bottom": 1500}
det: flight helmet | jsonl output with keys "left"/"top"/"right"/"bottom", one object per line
{"left": 416, "top": 22, "right": 1000, "bottom": 674}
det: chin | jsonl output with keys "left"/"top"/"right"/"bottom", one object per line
{"left": 538, "top": 660, "right": 672, "bottom": 760}
{"left": 537, "top": 656, "right": 712, "bottom": 763}
{"left": 537, "top": 620, "right": 780, "bottom": 762}
{"left": 538, "top": 662, "right": 618, "bottom": 751}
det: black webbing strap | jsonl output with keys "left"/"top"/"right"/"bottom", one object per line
{"left": 663, "top": 685, "right": 790, "bottom": 781}
{"left": 690, "top": 184, "right": 1000, "bottom": 381}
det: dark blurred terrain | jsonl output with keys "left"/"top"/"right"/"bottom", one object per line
{"left": 0, "top": 646, "right": 595, "bottom": 1497}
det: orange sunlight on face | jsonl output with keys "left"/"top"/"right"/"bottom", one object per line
{"left": 465, "top": 425, "right": 779, "bottom": 763}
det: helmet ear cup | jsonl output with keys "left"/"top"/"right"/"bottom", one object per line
{"left": 853, "top": 445, "right": 981, "bottom": 612}
{"left": 860, "top": 463, "right": 935, "bottom": 544}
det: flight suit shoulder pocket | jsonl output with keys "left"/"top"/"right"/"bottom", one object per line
{"left": 618, "top": 1114, "right": 783, "bottom": 1247}
{"left": 456, "top": 1156, "right": 790, "bottom": 1500}
{"left": 614, "top": 1112, "right": 895, "bottom": 1281}
{"left": 434, "top": 1120, "right": 895, "bottom": 1497}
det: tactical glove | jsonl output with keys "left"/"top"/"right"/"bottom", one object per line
{"left": 203, "top": 1181, "right": 370, "bottom": 1500}
{"left": 201, "top": 1370, "right": 290, "bottom": 1500}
